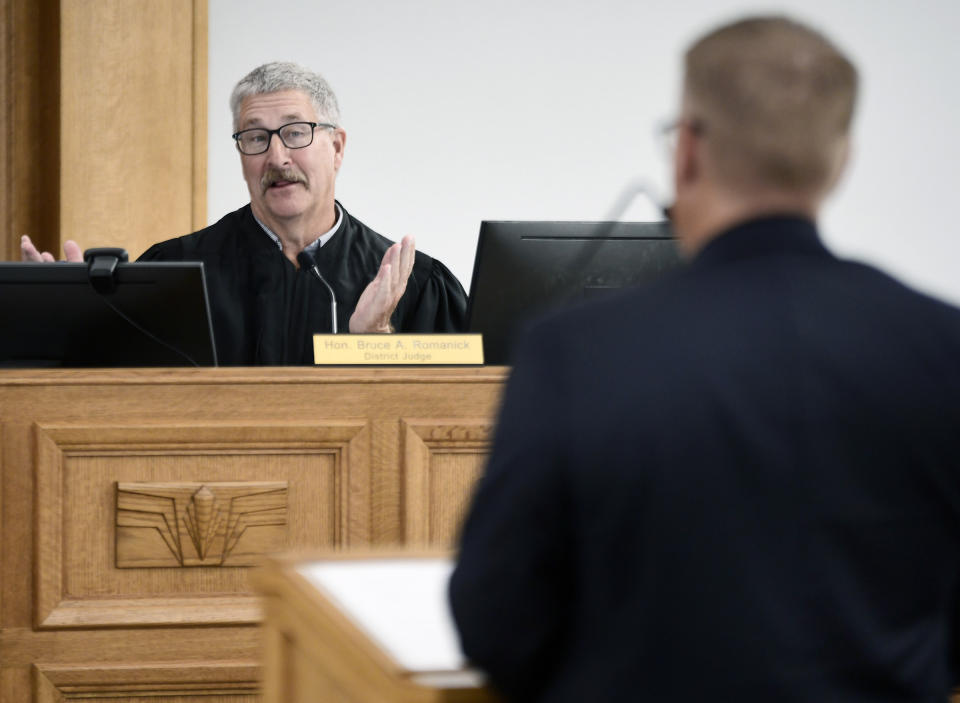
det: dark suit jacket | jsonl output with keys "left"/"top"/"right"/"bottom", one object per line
{"left": 450, "top": 216, "right": 960, "bottom": 702}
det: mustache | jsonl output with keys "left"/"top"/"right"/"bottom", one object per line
{"left": 261, "top": 167, "right": 307, "bottom": 192}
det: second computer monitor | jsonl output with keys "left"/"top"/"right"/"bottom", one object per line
{"left": 466, "top": 220, "right": 682, "bottom": 365}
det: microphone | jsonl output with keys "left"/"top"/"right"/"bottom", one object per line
{"left": 297, "top": 250, "right": 338, "bottom": 334}
{"left": 603, "top": 178, "right": 673, "bottom": 224}
{"left": 570, "top": 178, "right": 674, "bottom": 274}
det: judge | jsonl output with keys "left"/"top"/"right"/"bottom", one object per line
{"left": 22, "top": 62, "right": 467, "bottom": 365}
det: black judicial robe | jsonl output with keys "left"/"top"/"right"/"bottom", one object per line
{"left": 139, "top": 202, "right": 467, "bottom": 365}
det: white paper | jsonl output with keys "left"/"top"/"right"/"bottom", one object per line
{"left": 298, "top": 558, "right": 474, "bottom": 676}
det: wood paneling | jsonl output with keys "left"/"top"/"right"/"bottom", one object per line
{"left": 2, "top": 626, "right": 261, "bottom": 702}
{"left": 34, "top": 421, "right": 370, "bottom": 629}
{"left": 0, "top": 366, "right": 507, "bottom": 703}
{"left": 1, "top": 0, "right": 9, "bottom": 260}
{"left": 34, "top": 661, "right": 259, "bottom": 701}
{"left": 191, "top": 0, "right": 207, "bottom": 231}
{"left": 1, "top": 0, "right": 206, "bottom": 263}
{"left": 1, "top": 0, "right": 60, "bottom": 262}
{"left": 402, "top": 420, "right": 493, "bottom": 547}
{"left": 59, "top": 0, "right": 206, "bottom": 257}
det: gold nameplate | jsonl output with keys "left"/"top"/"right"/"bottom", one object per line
{"left": 313, "top": 334, "right": 484, "bottom": 365}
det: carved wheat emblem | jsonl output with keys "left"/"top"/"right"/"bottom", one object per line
{"left": 116, "top": 481, "right": 288, "bottom": 567}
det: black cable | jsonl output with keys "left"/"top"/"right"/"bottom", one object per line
{"left": 94, "top": 293, "right": 201, "bottom": 367}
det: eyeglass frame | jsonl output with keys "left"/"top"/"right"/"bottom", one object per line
{"left": 231, "top": 121, "right": 338, "bottom": 155}
{"left": 658, "top": 117, "right": 706, "bottom": 154}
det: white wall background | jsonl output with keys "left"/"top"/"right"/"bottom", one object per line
{"left": 209, "top": 0, "right": 960, "bottom": 306}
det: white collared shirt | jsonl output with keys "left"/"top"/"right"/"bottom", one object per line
{"left": 254, "top": 202, "right": 344, "bottom": 257}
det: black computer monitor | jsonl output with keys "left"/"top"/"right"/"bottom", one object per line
{"left": 0, "top": 261, "right": 218, "bottom": 367}
{"left": 466, "top": 220, "right": 682, "bottom": 365}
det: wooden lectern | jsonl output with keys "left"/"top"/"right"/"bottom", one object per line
{"left": 253, "top": 552, "right": 500, "bottom": 703}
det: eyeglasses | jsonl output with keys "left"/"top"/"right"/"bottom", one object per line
{"left": 232, "top": 121, "right": 336, "bottom": 155}
{"left": 658, "top": 117, "right": 706, "bottom": 153}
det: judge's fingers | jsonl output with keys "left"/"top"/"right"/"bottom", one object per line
{"left": 377, "top": 241, "right": 396, "bottom": 272}
{"left": 63, "top": 240, "right": 83, "bottom": 262}
{"left": 381, "top": 242, "right": 401, "bottom": 292}
{"left": 398, "top": 235, "right": 416, "bottom": 283}
{"left": 384, "top": 237, "right": 414, "bottom": 299}
{"left": 21, "top": 235, "right": 46, "bottom": 262}
{"left": 371, "top": 240, "right": 412, "bottom": 323}
{"left": 373, "top": 262, "right": 396, "bottom": 322}
{"left": 21, "top": 235, "right": 83, "bottom": 263}
{"left": 368, "top": 258, "right": 392, "bottom": 302}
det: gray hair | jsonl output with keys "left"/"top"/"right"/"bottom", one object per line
{"left": 230, "top": 62, "right": 341, "bottom": 131}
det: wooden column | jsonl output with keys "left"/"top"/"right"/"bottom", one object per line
{"left": 1, "top": 0, "right": 206, "bottom": 262}
{"left": 1, "top": 0, "right": 61, "bottom": 261}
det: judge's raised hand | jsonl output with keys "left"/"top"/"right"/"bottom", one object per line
{"left": 349, "top": 235, "right": 416, "bottom": 333}
{"left": 21, "top": 235, "right": 83, "bottom": 262}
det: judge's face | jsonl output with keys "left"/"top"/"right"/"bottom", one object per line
{"left": 235, "top": 90, "right": 346, "bottom": 230}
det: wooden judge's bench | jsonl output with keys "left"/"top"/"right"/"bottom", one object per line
{"left": 0, "top": 366, "right": 506, "bottom": 702}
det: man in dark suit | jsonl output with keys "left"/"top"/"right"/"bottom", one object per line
{"left": 450, "top": 15, "right": 960, "bottom": 702}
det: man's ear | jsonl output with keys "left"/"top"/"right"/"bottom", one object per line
{"left": 332, "top": 128, "right": 347, "bottom": 171}
{"left": 823, "top": 135, "right": 851, "bottom": 195}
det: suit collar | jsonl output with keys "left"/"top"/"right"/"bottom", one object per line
{"left": 691, "top": 215, "right": 830, "bottom": 268}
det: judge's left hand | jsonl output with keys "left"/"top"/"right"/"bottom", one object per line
{"left": 349, "top": 235, "right": 416, "bottom": 333}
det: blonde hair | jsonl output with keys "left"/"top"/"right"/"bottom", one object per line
{"left": 684, "top": 16, "right": 858, "bottom": 194}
